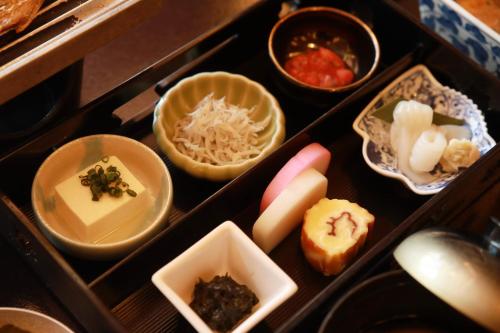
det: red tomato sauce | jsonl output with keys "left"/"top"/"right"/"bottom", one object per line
{"left": 284, "top": 47, "right": 354, "bottom": 88}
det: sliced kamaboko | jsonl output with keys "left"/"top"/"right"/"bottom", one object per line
{"left": 389, "top": 100, "right": 434, "bottom": 184}
{"left": 409, "top": 128, "right": 447, "bottom": 172}
{"left": 253, "top": 168, "right": 328, "bottom": 253}
{"left": 259, "top": 143, "right": 331, "bottom": 213}
{"left": 439, "top": 124, "right": 471, "bottom": 141}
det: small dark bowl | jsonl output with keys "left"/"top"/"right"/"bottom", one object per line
{"left": 268, "top": 7, "right": 380, "bottom": 98}
{"left": 319, "top": 270, "right": 487, "bottom": 333}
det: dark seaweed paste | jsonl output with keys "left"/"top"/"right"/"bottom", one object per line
{"left": 190, "top": 274, "right": 259, "bottom": 332}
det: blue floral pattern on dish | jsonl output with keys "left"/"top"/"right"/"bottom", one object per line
{"left": 352, "top": 65, "right": 495, "bottom": 195}
{"left": 419, "top": 0, "right": 500, "bottom": 77}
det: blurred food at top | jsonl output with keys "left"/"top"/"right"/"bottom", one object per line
{"left": 457, "top": 0, "right": 500, "bottom": 33}
{"left": 419, "top": 0, "right": 500, "bottom": 77}
{"left": 269, "top": 6, "right": 379, "bottom": 93}
{"left": 0, "top": 0, "right": 44, "bottom": 34}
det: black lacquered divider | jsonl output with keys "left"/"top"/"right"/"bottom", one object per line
{"left": 0, "top": 0, "right": 498, "bottom": 332}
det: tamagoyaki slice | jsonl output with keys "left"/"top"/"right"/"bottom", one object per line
{"left": 301, "top": 198, "right": 374, "bottom": 276}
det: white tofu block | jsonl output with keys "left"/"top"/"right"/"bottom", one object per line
{"left": 55, "top": 156, "right": 149, "bottom": 242}
{"left": 252, "top": 168, "right": 328, "bottom": 253}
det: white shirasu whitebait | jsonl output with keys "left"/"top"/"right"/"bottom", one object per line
{"left": 172, "top": 94, "right": 271, "bottom": 166}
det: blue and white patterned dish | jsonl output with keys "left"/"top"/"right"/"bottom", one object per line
{"left": 353, "top": 65, "right": 495, "bottom": 195}
{"left": 419, "top": 0, "right": 500, "bottom": 77}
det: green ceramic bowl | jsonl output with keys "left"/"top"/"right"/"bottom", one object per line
{"left": 32, "top": 134, "right": 173, "bottom": 260}
{"left": 153, "top": 72, "right": 286, "bottom": 181}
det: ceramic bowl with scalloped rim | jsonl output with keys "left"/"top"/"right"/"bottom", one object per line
{"left": 153, "top": 71, "right": 286, "bottom": 182}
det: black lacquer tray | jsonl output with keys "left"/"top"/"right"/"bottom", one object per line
{"left": 0, "top": 0, "right": 498, "bottom": 332}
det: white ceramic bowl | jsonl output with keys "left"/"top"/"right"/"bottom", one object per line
{"left": 32, "top": 134, "right": 173, "bottom": 260}
{"left": 0, "top": 307, "right": 73, "bottom": 333}
{"left": 353, "top": 64, "right": 495, "bottom": 195}
{"left": 152, "top": 221, "right": 297, "bottom": 333}
{"left": 153, "top": 71, "right": 286, "bottom": 181}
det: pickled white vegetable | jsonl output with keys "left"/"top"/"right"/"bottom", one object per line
{"left": 410, "top": 128, "right": 447, "bottom": 172}
{"left": 390, "top": 100, "right": 434, "bottom": 184}
{"left": 439, "top": 124, "right": 471, "bottom": 141}
{"left": 390, "top": 100, "right": 433, "bottom": 152}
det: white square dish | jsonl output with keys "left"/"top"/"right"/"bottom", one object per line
{"left": 151, "top": 221, "right": 298, "bottom": 333}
